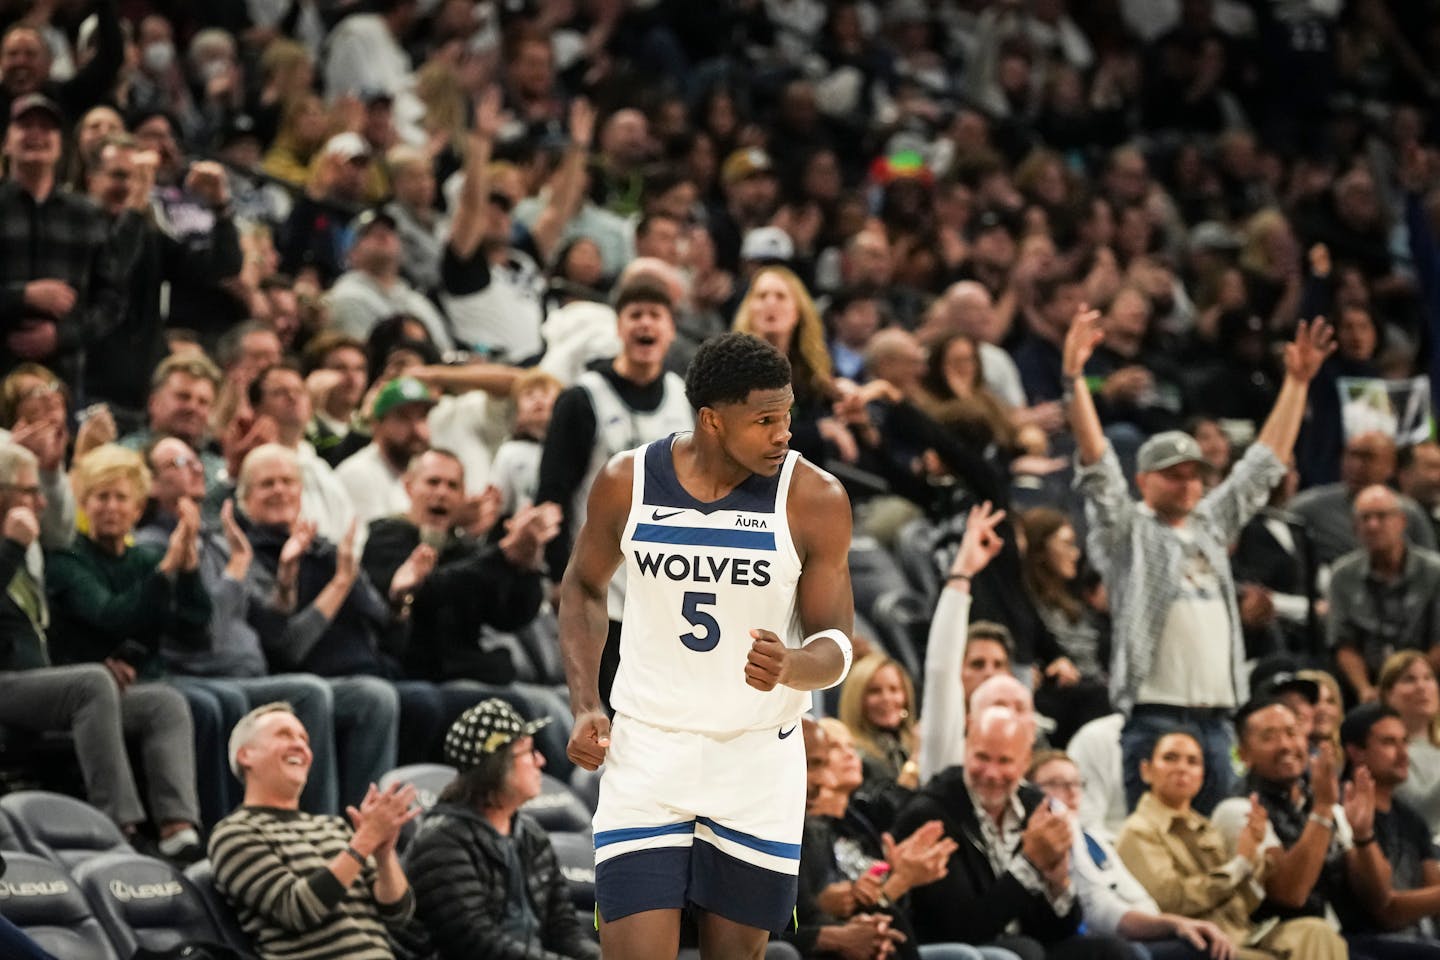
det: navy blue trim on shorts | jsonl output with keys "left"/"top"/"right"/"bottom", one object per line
{"left": 595, "top": 847, "right": 691, "bottom": 922}
{"left": 594, "top": 820, "right": 696, "bottom": 849}
{"left": 695, "top": 817, "right": 802, "bottom": 860}
{"left": 689, "top": 838, "right": 798, "bottom": 933}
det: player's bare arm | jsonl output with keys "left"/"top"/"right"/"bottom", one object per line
{"left": 745, "top": 460, "right": 854, "bottom": 692}
{"left": 558, "top": 452, "right": 632, "bottom": 770}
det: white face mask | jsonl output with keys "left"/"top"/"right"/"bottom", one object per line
{"left": 142, "top": 40, "right": 174, "bottom": 73}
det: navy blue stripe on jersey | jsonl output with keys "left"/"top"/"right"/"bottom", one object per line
{"left": 689, "top": 841, "right": 800, "bottom": 932}
{"left": 642, "top": 434, "right": 782, "bottom": 515}
{"left": 632, "top": 523, "right": 776, "bottom": 551}
{"left": 596, "top": 847, "right": 691, "bottom": 920}
{"left": 594, "top": 821, "right": 696, "bottom": 848}
{"left": 695, "top": 817, "right": 801, "bottom": 859}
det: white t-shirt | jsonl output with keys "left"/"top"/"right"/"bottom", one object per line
{"left": 334, "top": 444, "right": 410, "bottom": 528}
{"left": 1136, "top": 525, "right": 1235, "bottom": 708}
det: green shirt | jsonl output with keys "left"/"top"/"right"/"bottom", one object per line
{"left": 44, "top": 536, "right": 211, "bottom": 678}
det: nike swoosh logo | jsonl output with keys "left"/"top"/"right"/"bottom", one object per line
{"left": 778, "top": 725, "right": 797, "bottom": 740}
{"left": 651, "top": 509, "right": 684, "bottom": 521}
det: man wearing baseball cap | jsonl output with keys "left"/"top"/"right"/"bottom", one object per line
{"left": 335, "top": 375, "right": 436, "bottom": 527}
{"left": 1064, "top": 304, "right": 1335, "bottom": 814}
{"left": 0, "top": 91, "right": 119, "bottom": 389}
{"left": 403, "top": 700, "right": 600, "bottom": 959}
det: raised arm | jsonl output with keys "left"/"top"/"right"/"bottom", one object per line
{"left": 530, "top": 98, "right": 595, "bottom": 264}
{"left": 1254, "top": 318, "right": 1335, "bottom": 462}
{"left": 1062, "top": 306, "right": 1106, "bottom": 466}
{"left": 447, "top": 90, "right": 505, "bottom": 262}
{"left": 559, "top": 454, "right": 632, "bottom": 770}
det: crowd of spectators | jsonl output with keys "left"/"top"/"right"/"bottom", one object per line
{"left": 2, "top": 0, "right": 1440, "bottom": 958}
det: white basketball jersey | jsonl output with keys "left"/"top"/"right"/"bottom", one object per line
{"left": 610, "top": 435, "right": 809, "bottom": 734}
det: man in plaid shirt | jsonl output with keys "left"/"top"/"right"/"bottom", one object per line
{"left": 0, "top": 94, "right": 121, "bottom": 392}
{"left": 1064, "top": 305, "right": 1335, "bottom": 815}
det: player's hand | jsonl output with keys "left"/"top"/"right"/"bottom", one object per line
{"left": 745, "top": 628, "right": 790, "bottom": 691}
{"left": 567, "top": 709, "right": 610, "bottom": 771}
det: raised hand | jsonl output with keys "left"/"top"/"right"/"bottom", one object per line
{"left": 335, "top": 519, "right": 360, "bottom": 582}
{"left": 2, "top": 506, "right": 39, "bottom": 547}
{"left": 347, "top": 781, "right": 421, "bottom": 856}
{"left": 1311, "top": 740, "right": 1340, "bottom": 810}
{"left": 1343, "top": 765, "right": 1377, "bottom": 840}
{"left": 568, "top": 96, "right": 596, "bottom": 148}
{"left": 1282, "top": 317, "right": 1336, "bottom": 384}
{"left": 1236, "top": 793, "right": 1269, "bottom": 863}
{"left": 473, "top": 87, "right": 508, "bottom": 141}
{"left": 74, "top": 404, "right": 117, "bottom": 459}
{"left": 1061, "top": 305, "right": 1104, "bottom": 378}
{"left": 389, "top": 543, "right": 437, "bottom": 600}
{"left": 220, "top": 499, "right": 253, "bottom": 579}
{"left": 950, "top": 501, "right": 1006, "bottom": 579}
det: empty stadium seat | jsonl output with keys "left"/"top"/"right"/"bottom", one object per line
{"left": 521, "top": 773, "right": 591, "bottom": 833}
{"left": 893, "top": 518, "right": 941, "bottom": 602}
{"left": 567, "top": 766, "right": 602, "bottom": 813}
{"left": 0, "top": 807, "right": 21, "bottom": 853}
{"left": 74, "top": 852, "right": 228, "bottom": 956}
{"left": 183, "top": 860, "right": 251, "bottom": 954}
{"left": 0, "top": 851, "right": 119, "bottom": 960}
{"left": 869, "top": 588, "right": 930, "bottom": 684}
{"left": 549, "top": 829, "right": 595, "bottom": 935}
{"left": 0, "top": 791, "right": 131, "bottom": 870}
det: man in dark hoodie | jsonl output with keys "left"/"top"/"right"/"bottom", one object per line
{"left": 892, "top": 705, "right": 1132, "bottom": 960}
{"left": 404, "top": 700, "right": 599, "bottom": 960}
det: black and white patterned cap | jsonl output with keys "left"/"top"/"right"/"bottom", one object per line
{"left": 443, "top": 699, "right": 551, "bottom": 771}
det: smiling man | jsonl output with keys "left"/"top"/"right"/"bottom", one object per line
{"left": 1065, "top": 308, "right": 1335, "bottom": 814}
{"left": 539, "top": 281, "right": 694, "bottom": 705}
{"left": 209, "top": 702, "right": 421, "bottom": 960}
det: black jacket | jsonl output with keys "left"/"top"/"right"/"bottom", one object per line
{"left": 404, "top": 803, "right": 599, "bottom": 960}
{"left": 892, "top": 766, "right": 1082, "bottom": 946}
{"left": 361, "top": 518, "right": 545, "bottom": 683}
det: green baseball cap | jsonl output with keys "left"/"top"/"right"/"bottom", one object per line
{"left": 371, "top": 376, "right": 435, "bottom": 420}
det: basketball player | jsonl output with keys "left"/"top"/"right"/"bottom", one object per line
{"left": 560, "top": 332, "right": 854, "bottom": 959}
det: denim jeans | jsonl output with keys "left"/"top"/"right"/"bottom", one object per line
{"left": 330, "top": 675, "right": 399, "bottom": 810}
{"left": 1122, "top": 707, "right": 1236, "bottom": 815}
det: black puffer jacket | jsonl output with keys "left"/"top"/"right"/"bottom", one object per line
{"left": 404, "top": 803, "right": 599, "bottom": 960}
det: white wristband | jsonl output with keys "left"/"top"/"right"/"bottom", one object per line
{"left": 805, "top": 628, "right": 853, "bottom": 689}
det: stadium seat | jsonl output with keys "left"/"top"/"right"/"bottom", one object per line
{"left": 549, "top": 829, "right": 595, "bottom": 935}
{"left": 74, "top": 851, "right": 228, "bottom": 956}
{"left": 521, "top": 773, "right": 591, "bottom": 833}
{"left": 0, "top": 851, "right": 119, "bottom": 959}
{"left": 183, "top": 860, "right": 251, "bottom": 954}
{"left": 567, "top": 766, "right": 602, "bottom": 813}
{"left": 0, "top": 791, "right": 131, "bottom": 870}
{"left": 0, "top": 807, "right": 22, "bottom": 853}
{"left": 517, "top": 608, "right": 566, "bottom": 685}
{"left": 893, "top": 518, "right": 941, "bottom": 602}
{"left": 869, "top": 588, "right": 930, "bottom": 684}
{"left": 379, "top": 763, "right": 456, "bottom": 853}
{"left": 848, "top": 534, "right": 910, "bottom": 623}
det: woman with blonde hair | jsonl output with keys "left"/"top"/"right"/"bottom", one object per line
{"left": 733, "top": 266, "right": 856, "bottom": 463}
{"left": 1238, "top": 207, "right": 1301, "bottom": 330}
{"left": 1378, "top": 650, "right": 1440, "bottom": 835}
{"left": 1297, "top": 669, "right": 1342, "bottom": 755}
{"left": 837, "top": 653, "right": 921, "bottom": 792}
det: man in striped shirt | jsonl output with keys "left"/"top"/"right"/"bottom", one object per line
{"left": 209, "top": 702, "right": 421, "bottom": 960}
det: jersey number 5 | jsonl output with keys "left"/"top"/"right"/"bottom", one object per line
{"left": 680, "top": 591, "right": 720, "bottom": 652}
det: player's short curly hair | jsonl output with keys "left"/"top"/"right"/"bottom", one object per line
{"left": 685, "top": 333, "right": 792, "bottom": 411}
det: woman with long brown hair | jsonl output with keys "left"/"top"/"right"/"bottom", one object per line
{"left": 916, "top": 331, "right": 1020, "bottom": 452}
{"left": 1378, "top": 650, "right": 1440, "bottom": 836}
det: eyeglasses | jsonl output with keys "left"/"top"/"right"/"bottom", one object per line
{"left": 1035, "top": 778, "right": 1086, "bottom": 792}
{"left": 0, "top": 483, "right": 41, "bottom": 497}
{"left": 160, "top": 453, "right": 202, "bottom": 472}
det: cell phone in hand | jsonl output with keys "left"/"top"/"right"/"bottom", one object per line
{"left": 866, "top": 861, "right": 891, "bottom": 880}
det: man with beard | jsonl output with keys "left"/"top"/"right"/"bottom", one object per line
{"left": 335, "top": 376, "right": 433, "bottom": 527}
{"left": 1338, "top": 703, "right": 1440, "bottom": 956}
{"left": 361, "top": 448, "right": 572, "bottom": 770}
{"left": 537, "top": 281, "right": 693, "bottom": 706}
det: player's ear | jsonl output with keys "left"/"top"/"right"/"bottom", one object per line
{"left": 697, "top": 405, "right": 720, "bottom": 434}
